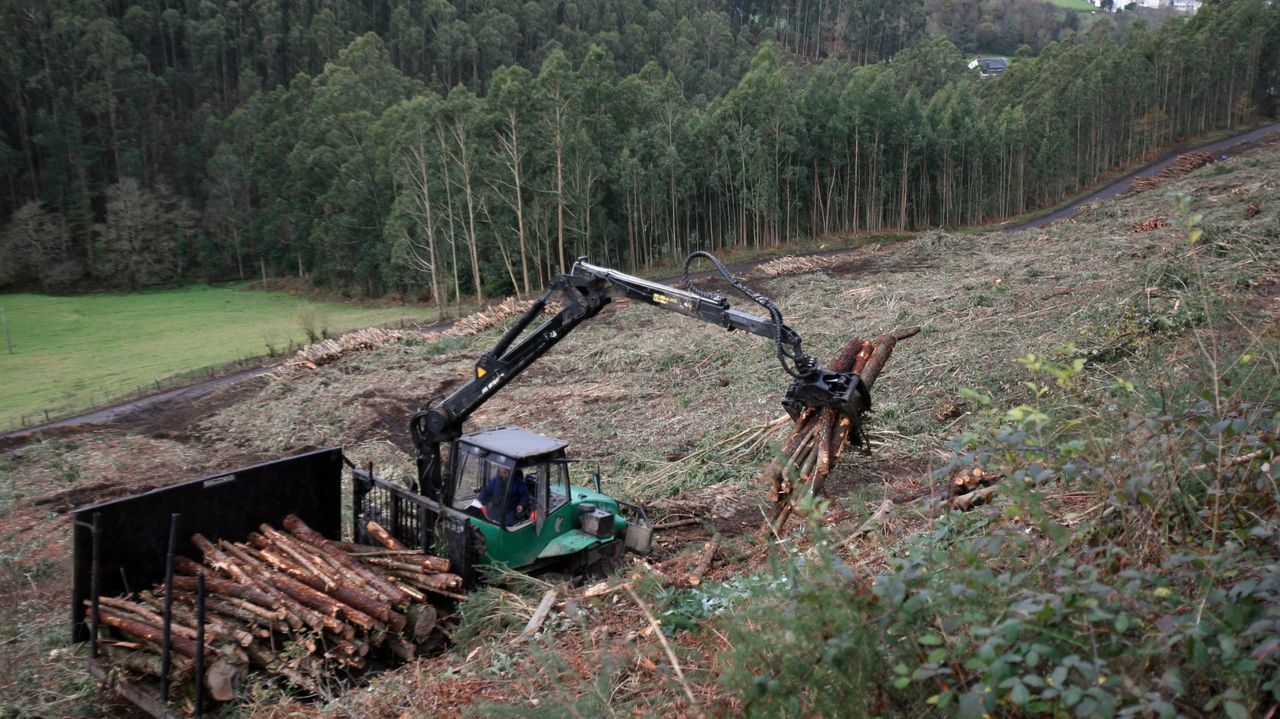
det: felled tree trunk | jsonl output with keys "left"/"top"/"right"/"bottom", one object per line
{"left": 764, "top": 327, "right": 918, "bottom": 532}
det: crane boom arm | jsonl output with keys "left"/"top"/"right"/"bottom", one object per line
{"left": 410, "top": 255, "right": 868, "bottom": 501}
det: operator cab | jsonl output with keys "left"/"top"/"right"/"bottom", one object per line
{"left": 450, "top": 426, "right": 572, "bottom": 532}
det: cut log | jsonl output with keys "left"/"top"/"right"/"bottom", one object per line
{"left": 218, "top": 540, "right": 339, "bottom": 636}
{"left": 406, "top": 604, "right": 438, "bottom": 643}
{"left": 686, "top": 537, "right": 720, "bottom": 587}
{"left": 255, "top": 527, "right": 341, "bottom": 590}
{"left": 283, "top": 515, "right": 408, "bottom": 604}
{"left": 522, "top": 590, "right": 558, "bottom": 638}
{"left": 365, "top": 520, "right": 408, "bottom": 550}
{"left": 238, "top": 546, "right": 368, "bottom": 634}
{"left": 385, "top": 636, "right": 416, "bottom": 663}
{"left": 204, "top": 659, "right": 240, "bottom": 702}
{"left": 101, "top": 643, "right": 192, "bottom": 680}
{"left": 98, "top": 596, "right": 202, "bottom": 643}
{"left": 765, "top": 327, "right": 918, "bottom": 531}
{"left": 96, "top": 607, "right": 210, "bottom": 659}
{"left": 359, "top": 556, "right": 464, "bottom": 585}
{"left": 135, "top": 591, "right": 255, "bottom": 648}
{"left": 839, "top": 500, "right": 894, "bottom": 548}
{"left": 171, "top": 574, "right": 280, "bottom": 612}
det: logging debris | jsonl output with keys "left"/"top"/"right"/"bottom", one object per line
{"left": 1131, "top": 216, "right": 1169, "bottom": 232}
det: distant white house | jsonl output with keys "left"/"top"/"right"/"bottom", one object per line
{"left": 1125, "top": 0, "right": 1201, "bottom": 12}
{"left": 1088, "top": 0, "right": 1121, "bottom": 13}
{"left": 967, "top": 57, "right": 1008, "bottom": 77}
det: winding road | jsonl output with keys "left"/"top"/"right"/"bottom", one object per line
{"left": 1002, "top": 120, "right": 1280, "bottom": 232}
{"left": 6, "top": 121, "right": 1278, "bottom": 441}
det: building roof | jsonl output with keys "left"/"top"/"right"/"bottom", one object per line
{"left": 980, "top": 58, "right": 1008, "bottom": 74}
{"left": 968, "top": 57, "right": 1008, "bottom": 76}
{"left": 460, "top": 425, "right": 569, "bottom": 460}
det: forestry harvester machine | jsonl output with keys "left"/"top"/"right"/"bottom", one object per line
{"left": 386, "top": 251, "right": 871, "bottom": 581}
{"left": 69, "top": 251, "right": 875, "bottom": 714}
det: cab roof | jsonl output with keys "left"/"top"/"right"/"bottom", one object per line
{"left": 459, "top": 426, "right": 569, "bottom": 460}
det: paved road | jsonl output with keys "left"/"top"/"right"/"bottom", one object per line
{"left": 8, "top": 122, "right": 1278, "bottom": 441}
{"left": 1002, "top": 121, "right": 1280, "bottom": 232}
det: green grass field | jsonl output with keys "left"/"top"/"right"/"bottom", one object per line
{"left": 0, "top": 285, "right": 439, "bottom": 429}
{"left": 1043, "top": 0, "right": 1097, "bottom": 11}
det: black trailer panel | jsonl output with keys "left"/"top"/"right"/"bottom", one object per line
{"left": 70, "top": 448, "right": 344, "bottom": 642}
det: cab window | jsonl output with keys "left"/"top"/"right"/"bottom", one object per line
{"left": 451, "top": 451, "right": 487, "bottom": 512}
{"left": 548, "top": 463, "right": 570, "bottom": 513}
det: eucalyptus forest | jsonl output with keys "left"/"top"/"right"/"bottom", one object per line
{"left": 1, "top": 0, "right": 1277, "bottom": 304}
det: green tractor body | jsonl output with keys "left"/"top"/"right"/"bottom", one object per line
{"left": 448, "top": 426, "right": 651, "bottom": 574}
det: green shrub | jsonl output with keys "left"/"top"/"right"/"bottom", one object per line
{"left": 716, "top": 340, "right": 1279, "bottom": 718}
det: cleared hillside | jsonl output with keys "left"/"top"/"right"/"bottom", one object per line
{"left": 0, "top": 138, "right": 1277, "bottom": 717}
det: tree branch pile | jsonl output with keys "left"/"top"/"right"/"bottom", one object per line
{"left": 87, "top": 516, "right": 461, "bottom": 705}
{"left": 763, "top": 327, "right": 919, "bottom": 531}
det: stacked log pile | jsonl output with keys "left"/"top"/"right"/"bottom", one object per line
{"left": 1126, "top": 151, "right": 1214, "bottom": 196}
{"left": 281, "top": 297, "right": 561, "bottom": 374}
{"left": 450, "top": 296, "right": 559, "bottom": 335}
{"left": 283, "top": 327, "right": 407, "bottom": 370}
{"left": 87, "top": 516, "right": 461, "bottom": 704}
{"left": 763, "top": 328, "right": 919, "bottom": 531}
{"left": 753, "top": 255, "right": 835, "bottom": 278}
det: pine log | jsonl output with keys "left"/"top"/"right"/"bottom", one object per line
{"left": 249, "top": 532, "right": 403, "bottom": 630}
{"left": 385, "top": 636, "right": 416, "bottom": 662}
{"left": 255, "top": 527, "right": 340, "bottom": 591}
{"left": 98, "top": 595, "right": 198, "bottom": 639}
{"left": 283, "top": 515, "right": 407, "bottom": 604}
{"left": 386, "top": 572, "right": 466, "bottom": 601}
{"left": 191, "top": 536, "right": 306, "bottom": 631}
{"left": 171, "top": 574, "right": 281, "bottom": 612}
{"left": 218, "top": 540, "right": 339, "bottom": 636}
{"left": 134, "top": 591, "right": 255, "bottom": 648}
{"left": 365, "top": 520, "right": 408, "bottom": 550}
{"left": 101, "top": 643, "right": 193, "bottom": 680}
{"left": 359, "top": 556, "right": 463, "bottom": 587}
{"left": 202, "top": 596, "right": 290, "bottom": 633}
{"left": 204, "top": 659, "right": 241, "bottom": 702}
{"left": 96, "top": 607, "right": 210, "bottom": 659}
{"left": 686, "top": 537, "right": 721, "bottom": 587}
{"left": 234, "top": 544, "right": 367, "bottom": 634}
{"left": 406, "top": 604, "right": 438, "bottom": 643}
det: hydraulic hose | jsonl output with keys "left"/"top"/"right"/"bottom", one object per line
{"left": 681, "top": 251, "right": 812, "bottom": 378}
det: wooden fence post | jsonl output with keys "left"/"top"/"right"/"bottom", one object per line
{"left": 1, "top": 308, "right": 12, "bottom": 354}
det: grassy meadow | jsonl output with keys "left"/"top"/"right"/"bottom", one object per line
{"left": 1043, "top": 0, "right": 1097, "bottom": 11}
{"left": 0, "top": 285, "right": 437, "bottom": 429}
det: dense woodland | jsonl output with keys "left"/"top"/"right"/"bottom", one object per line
{"left": 0, "top": 0, "right": 1277, "bottom": 302}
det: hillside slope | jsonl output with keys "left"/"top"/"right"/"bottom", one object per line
{"left": 0, "top": 139, "right": 1277, "bottom": 717}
